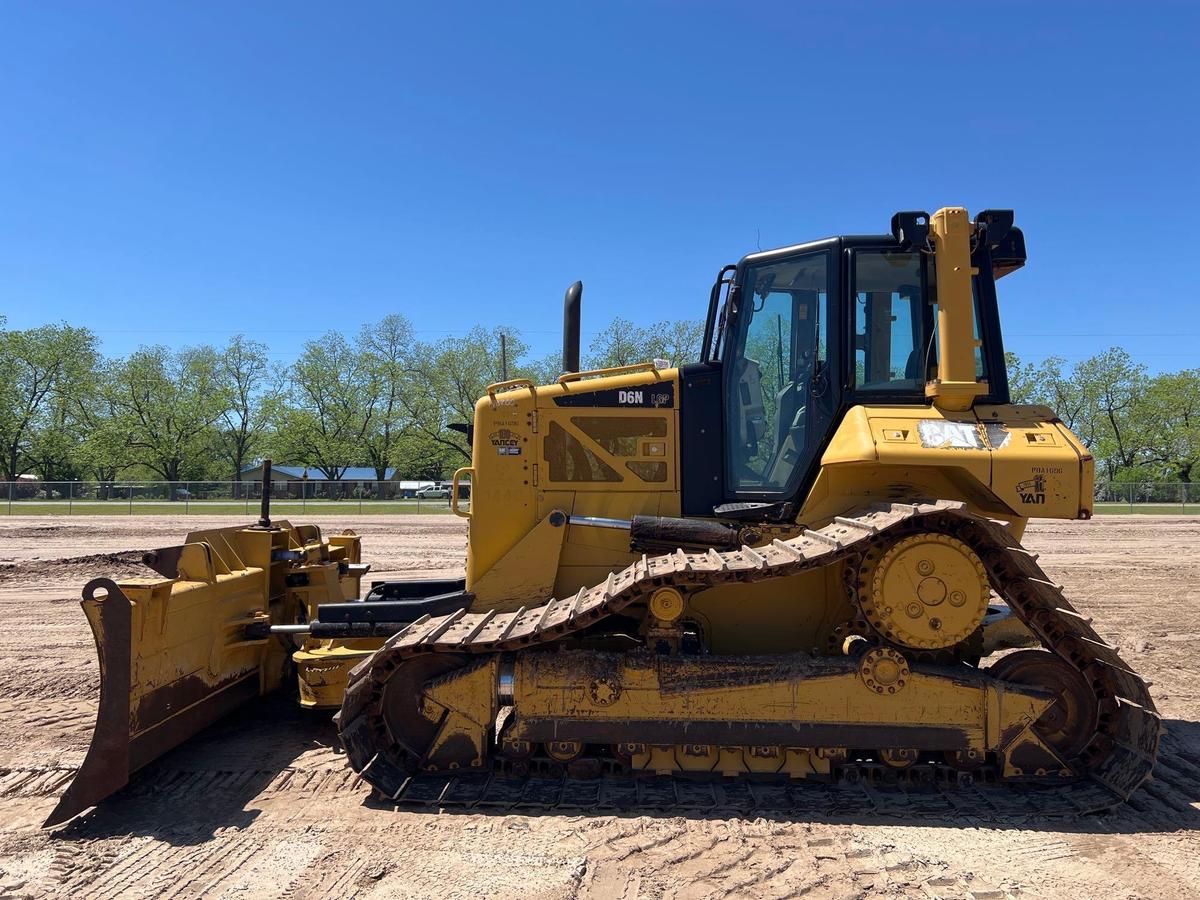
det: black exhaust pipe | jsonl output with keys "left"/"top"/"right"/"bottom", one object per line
{"left": 563, "top": 280, "right": 582, "bottom": 374}
{"left": 257, "top": 458, "right": 273, "bottom": 528}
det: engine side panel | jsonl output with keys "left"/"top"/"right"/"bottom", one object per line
{"left": 466, "top": 368, "right": 684, "bottom": 603}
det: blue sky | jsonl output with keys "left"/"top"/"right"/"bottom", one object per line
{"left": 1, "top": 2, "right": 1197, "bottom": 371}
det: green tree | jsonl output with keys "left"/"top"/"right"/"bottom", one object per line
{"left": 1139, "top": 369, "right": 1200, "bottom": 483}
{"left": 214, "top": 335, "right": 281, "bottom": 483}
{"left": 0, "top": 323, "right": 97, "bottom": 480}
{"left": 520, "top": 351, "right": 566, "bottom": 387}
{"left": 1073, "top": 348, "right": 1148, "bottom": 481}
{"left": 73, "top": 360, "right": 134, "bottom": 487}
{"left": 1004, "top": 351, "right": 1041, "bottom": 405}
{"left": 585, "top": 317, "right": 704, "bottom": 369}
{"left": 26, "top": 395, "right": 85, "bottom": 482}
{"left": 1003, "top": 351, "right": 1089, "bottom": 433}
{"left": 103, "top": 345, "right": 224, "bottom": 485}
{"left": 273, "top": 332, "right": 373, "bottom": 480}
{"left": 393, "top": 432, "right": 456, "bottom": 481}
{"left": 404, "top": 326, "right": 524, "bottom": 463}
{"left": 586, "top": 317, "right": 644, "bottom": 369}
{"left": 642, "top": 318, "right": 706, "bottom": 367}
{"left": 360, "top": 315, "right": 417, "bottom": 481}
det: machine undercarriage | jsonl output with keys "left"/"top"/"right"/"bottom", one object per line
{"left": 336, "top": 502, "right": 1159, "bottom": 813}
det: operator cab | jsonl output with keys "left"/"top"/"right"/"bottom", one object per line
{"left": 680, "top": 209, "right": 1025, "bottom": 519}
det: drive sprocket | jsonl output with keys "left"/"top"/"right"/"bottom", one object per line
{"left": 857, "top": 532, "right": 990, "bottom": 650}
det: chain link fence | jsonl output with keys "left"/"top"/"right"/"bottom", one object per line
{"left": 0, "top": 480, "right": 465, "bottom": 515}
{"left": 1093, "top": 482, "right": 1199, "bottom": 514}
{"left": 0, "top": 479, "right": 1193, "bottom": 516}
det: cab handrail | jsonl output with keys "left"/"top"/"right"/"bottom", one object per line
{"left": 485, "top": 378, "right": 537, "bottom": 405}
{"left": 557, "top": 361, "right": 661, "bottom": 384}
{"left": 450, "top": 467, "right": 474, "bottom": 518}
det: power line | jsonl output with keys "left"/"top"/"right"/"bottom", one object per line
{"left": 83, "top": 327, "right": 597, "bottom": 336}
{"left": 80, "top": 326, "right": 1198, "bottom": 339}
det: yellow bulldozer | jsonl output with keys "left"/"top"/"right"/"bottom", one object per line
{"left": 47, "top": 206, "right": 1160, "bottom": 826}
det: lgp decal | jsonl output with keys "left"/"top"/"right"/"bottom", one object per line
{"left": 554, "top": 383, "right": 675, "bottom": 408}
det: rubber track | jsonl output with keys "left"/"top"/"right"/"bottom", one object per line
{"left": 338, "top": 501, "right": 1161, "bottom": 814}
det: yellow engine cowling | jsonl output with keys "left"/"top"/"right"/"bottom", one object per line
{"left": 461, "top": 364, "right": 685, "bottom": 610}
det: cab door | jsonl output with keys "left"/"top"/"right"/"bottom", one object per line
{"left": 722, "top": 241, "right": 840, "bottom": 504}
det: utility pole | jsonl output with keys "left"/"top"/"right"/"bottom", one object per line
{"left": 500, "top": 333, "right": 509, "bottom": 380}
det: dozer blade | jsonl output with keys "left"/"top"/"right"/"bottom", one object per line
{"left": 45, "top": 530, "right": 290, "bottom": 827}
{"left": 45, "top": 578, "right": 136, "bottom": 827}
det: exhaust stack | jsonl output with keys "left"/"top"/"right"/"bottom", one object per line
{"left": 257, "top": 458, "right": 273, "bottom": 528}
{"left": 562, "top": 280, "right": 582, "bottom": 374}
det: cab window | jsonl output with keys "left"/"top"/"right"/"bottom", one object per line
{"left": 725, "top": 250, "right": 830, "bottom": 491}
{"left": 852, "top": 251, "right": 928, "bottom": 392}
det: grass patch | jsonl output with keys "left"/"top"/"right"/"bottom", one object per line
{"left": 5, "top": 500, "right": 1195, "bottom": 517}
{"left": 0, "top": 500, "right": 459, "bottom": 516}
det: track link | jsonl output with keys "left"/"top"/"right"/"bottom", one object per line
{"left": 338, "top": 501, "right": 1161, "bottom": 814}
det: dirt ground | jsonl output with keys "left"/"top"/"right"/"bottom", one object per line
{"left": 0, "top": 514, "right": 1197, "bottom": 899}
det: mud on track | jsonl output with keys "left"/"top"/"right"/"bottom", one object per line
{"left": 0, "top": 514, "right": 1198, "bottom": 899}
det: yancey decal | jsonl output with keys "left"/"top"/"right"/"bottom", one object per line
{"left": 1016, "top": 466, "right": 1065, "bottom": 505}
{"left": 1015, "top": 474, "right": 1047, "bottom": 504}
{"left": 489, "top": 428, "right": 522, "bottom": 456}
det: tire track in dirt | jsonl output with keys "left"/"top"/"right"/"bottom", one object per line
{"left": 112, "top": 765, "right": 368, "bottom": 806}
{"left": 1, "top": 666, "right": 97, "bottom": 702}
{"left": 0, "top": 700, "right": 96, "bottom": 765}
{"left": 0, "top": 768, "right": 75, "bottom": 799}
{"left": 572, "top": 819, "right": 977, "bottom": 900}
{"left": 280, "top": 848, "right": 390, "bottom": 899}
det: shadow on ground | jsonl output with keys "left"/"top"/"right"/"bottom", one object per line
{"left": 375, "top": 717, "right": 1199, "bottom": 836}
{"left": 49, "top": 700, "right": 1200, "bottom": 843}
{"left": 52, "top": 698, "right": 335, "bottom": 845}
